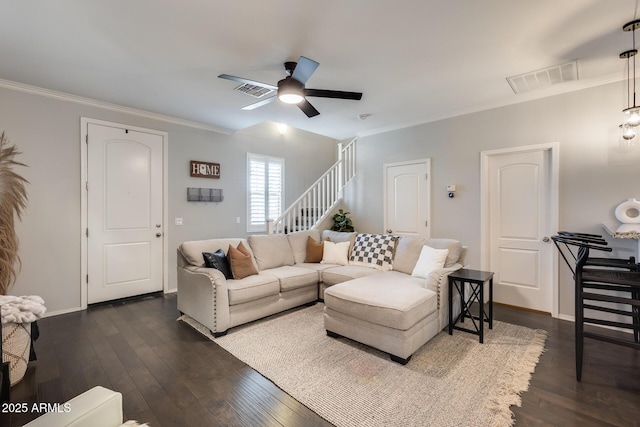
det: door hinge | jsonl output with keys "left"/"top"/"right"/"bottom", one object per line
{"left": 86, "top": 274, "right": 89, "bottom": 284}
{"left": 85, "top": 134, "right": 88, "bottom": 143}
{"left": 425, "top": 173, "right": 428, "bottom": 180}
{"left": 425, "top": 220, "right": 428, "bottom": 227}
{"left": 86, "top": 228, "right": 89, "bottom": 237}
{"left": 85, "top": 181, "right": 89, "bottom": 191}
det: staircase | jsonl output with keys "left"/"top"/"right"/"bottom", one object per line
{"left": 267, "top": 138, "right": 356, "bottom": 234}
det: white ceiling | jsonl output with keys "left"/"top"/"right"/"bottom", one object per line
{"left": 1, "top": 1, "right": 637, "bottom": 139}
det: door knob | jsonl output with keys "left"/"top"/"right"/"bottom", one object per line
{"left": 386, "top": 229, "right": 393, "bottom": 233}
{"left": 156, "top": 224, "right": 162, "bottom": 228}
{"left": 156, "top": 233, "right": 162, "bottom": 238}
{"left": 542, "top": 236, "right": 550, "bottom": 242}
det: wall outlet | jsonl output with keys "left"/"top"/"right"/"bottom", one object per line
{"left": 175, "top": 218, "right": 183, "bottom": 226}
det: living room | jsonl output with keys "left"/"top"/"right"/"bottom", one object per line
{"left": 1, "top": 1, "right": 639, "bottom": 426}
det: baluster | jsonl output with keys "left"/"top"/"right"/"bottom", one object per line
{"left": 313, "top": 186, "right": 318, "bottom": 227}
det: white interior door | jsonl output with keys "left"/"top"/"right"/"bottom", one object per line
{"left": 87, "top": 123, "right": 164, "bottom": 304}
{"left": 384, "top": 159, "right": 430, "bottom": 237}
{"left": 486, "top": 148, "right": 555, "bottom": 313}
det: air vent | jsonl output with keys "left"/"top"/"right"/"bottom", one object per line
{"left": 507, "top": 61, "right": 578, "bottom": 94}
{"left": 235, "top": 83, "right": 274, "bottom": 98}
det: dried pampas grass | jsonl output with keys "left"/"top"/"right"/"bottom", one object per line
{"left": 0, "top": 132, "right": 28, "bottom": 295}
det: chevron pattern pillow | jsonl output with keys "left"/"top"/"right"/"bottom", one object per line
{"left": 349, "top": 233, "right": 398, "bottom": 271}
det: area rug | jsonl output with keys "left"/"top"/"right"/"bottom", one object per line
{"left": 179, "top": 304, "right": 547, "bottom": 427}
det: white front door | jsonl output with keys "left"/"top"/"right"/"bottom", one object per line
{"left": 87, "top": 123, "right": 164, "bottom": 304}
{"left": 484, "top": 146, "right": 557, "bottom": 313}
{"left": 384, "top": 159, "right": 430, "bottom": 237}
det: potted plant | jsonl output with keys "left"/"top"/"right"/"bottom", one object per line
{"left": 331, "top": 209, "right": 354, "bottom": 232}
{"left": 0, "top": 132, "right": 41, "bottom": 388}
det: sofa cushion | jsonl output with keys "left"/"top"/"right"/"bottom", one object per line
{"left": 179, "top": 238, "right": 251, "bottom": 267}
{"left": 228, "top": 242, "right": 259, "bottom": 279}
{"left": 226, "top": 273, "right": 280, "bottom": 305}
{"left": 392, "top": 236, "right": 427, "bottom": 275}
{"left": 349, "top": 233, "right": 398, "bottom": 271}
{"left": 321, "top": 241, "right": 350, "bottom": 265}
{"left": 294, "top": 262, "right": 339, "bottom": 281}
{"left": 321, "top": 265, "right": 380, "bottom": 286}
{"left": 261, "top": 265, "right": 319, "bottom": 291}
{"left": 426, "top": 238, "right": 462, "bottom": 268}
{"left": 324, "top": 272, "right": 437, "bottom": 330}
{"left": 202, "top": 249, "right": 233, "bottom": 279}
{"left": 249, "top": 234, "right": 295, "bottom": 270}
{"left": 411, "top": 245, "right": 449, "bottom": 279}
{"left": 287, "top": 229, "right": 322, "bottom": 264}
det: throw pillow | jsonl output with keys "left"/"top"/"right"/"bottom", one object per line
{"left": 202, "top": 249, "right": 233, "bottom": 279}
{"left": 348, "top": 233, "right": 398, "bottom": 271}
{"left": 228, "top": 242, "right": 258, "bottom": 279}
{"left": 411, "top": 245, "right": 449, "bottom": 278}
{"left": 304, "top": 236, "right": 327, "bottom": 263}
{"left": 320, "top": 240, "right": 351, "bottom": 266}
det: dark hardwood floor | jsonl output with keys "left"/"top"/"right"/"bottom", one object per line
{"left": 4, "top": 293, "right": 639, "bottom": 427}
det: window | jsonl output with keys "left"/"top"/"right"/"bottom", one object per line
{"left": 247, "top": 153, "right": 284, "bottom": 232}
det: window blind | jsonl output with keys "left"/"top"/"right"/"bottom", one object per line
{"left": 247, "top": 154, "right": 284, "bottom": 232}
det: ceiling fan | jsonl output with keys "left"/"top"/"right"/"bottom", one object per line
{"left": 218, "top": 56, "right": 363, "bottom": 118}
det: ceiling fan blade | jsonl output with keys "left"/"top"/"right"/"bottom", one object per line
{"left": 218, "top": 74, "right": 278, "bottom": 91}
{"left": 298, "top": 99, "right": 320, "bottom": 118}
{"left": 305, "top": 88, "right": 363, "bottom": 100}
{"left": 241, "top": 96, "right": 277, "bottom": 110}
{"left": 291, "top": 56, "right": 319, "bottom": 85}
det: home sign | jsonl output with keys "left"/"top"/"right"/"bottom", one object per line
{"left": 190, "top": 160, "right": 220, "bottom": 179}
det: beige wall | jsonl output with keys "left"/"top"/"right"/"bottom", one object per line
{"left": 346, "top": 81, "right": 640, "bottom": 319}
{"left": 0, "top": 86, "right": 337, "bottom": 315}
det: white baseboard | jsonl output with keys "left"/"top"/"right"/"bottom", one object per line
{"left": 43, "top": 306, "right": 84, "bottom": 318}
{"left": 557, "top": 313, "right": 633, "bottom": 335}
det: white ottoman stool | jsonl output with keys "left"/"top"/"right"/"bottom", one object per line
{"left": 323, "top": 272, "right": 440, "bottom": 364}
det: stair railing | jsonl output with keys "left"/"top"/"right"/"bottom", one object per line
{"left": 268, "top": 138, "right": 356, "bottom": 234}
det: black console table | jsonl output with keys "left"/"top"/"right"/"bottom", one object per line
{"left": 448, "top": 269, "right": 494, "bottom": 343}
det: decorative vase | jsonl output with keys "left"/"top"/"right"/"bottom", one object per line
{"left": 1, "top": 322, "right": 31, "bottom": 386}
{"left": 615, "top": 198, "right": 640, "bottom": 232}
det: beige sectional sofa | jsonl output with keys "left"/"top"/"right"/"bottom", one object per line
{"left": 177, "top": 229, "right": 465, "bottom": 362}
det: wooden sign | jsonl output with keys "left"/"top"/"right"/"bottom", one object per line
{"left": 190, "top": 160, "right": 220, "bottom": 179}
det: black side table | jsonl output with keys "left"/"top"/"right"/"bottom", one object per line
{"left": 448, "top": 269, "right": 494, "bottom": 343}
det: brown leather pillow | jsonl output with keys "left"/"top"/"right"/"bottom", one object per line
{"left": 228, "top": 242, "right": 258, "bottom": 279}
{"left": 304, "top": 236, "right": 326, "bottom": 263}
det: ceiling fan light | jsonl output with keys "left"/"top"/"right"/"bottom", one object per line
{"left": 278, "top": 92, "right": 304, "bottom": 104}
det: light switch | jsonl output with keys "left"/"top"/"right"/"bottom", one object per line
{"left": 236, "top": 217, "right": 241, "bottom": 224}
{"left": 175, "top": 218, "right": 183, "bottom": 226}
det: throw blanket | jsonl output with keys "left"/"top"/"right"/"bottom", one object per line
{"left": 0, "top": 295, "right": 46, "bottom": 324}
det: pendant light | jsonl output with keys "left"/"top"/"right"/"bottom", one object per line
{"left": 620, "top": 123, "right": 636, "bottom": 140}
{"left": 621, "top": 20, "right": 640, "bottom": 128}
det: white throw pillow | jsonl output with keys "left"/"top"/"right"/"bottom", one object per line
{"left": 411, "top": 245, "right": 449, "bottom": 278}
{"left": 321, "top": 241, "right": 351, "bottom": 266}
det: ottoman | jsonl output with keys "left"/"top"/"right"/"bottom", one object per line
{"left": 323, "top": 271, "right": 439, "bottom": 364}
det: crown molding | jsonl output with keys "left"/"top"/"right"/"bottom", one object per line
{"left": 0, "top": 78, "right": 234, "bottom": 135}
{"left": 357, "top": 71, "right": 625, "bottom": 138}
